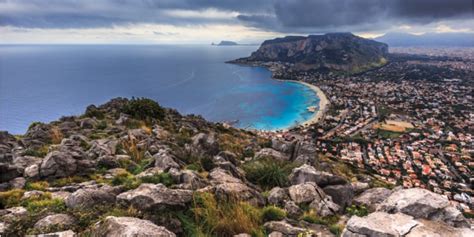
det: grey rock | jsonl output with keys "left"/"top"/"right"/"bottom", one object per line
{"left": 34, "top": 230, "right": 76, "bottom": 237}
{"left": 353, "top": 187, "right": 392, "bottom": 212}
{"left": 288, "top": 182, "right": 325, "bottom": 204}
{"left": 12, "top": 156, "right": 42, "bottom": 170}
{"left": 9, "top": 177, "right": 26, "bottom": 189}
{"left": 209, "top": 168, "right": 242, "bottom": 184}
{"left": 24, "top": 164, "right": 40, "bottom": 179}
{"left": 343, "top": 212, "right": 418, "bottom": 237}
{"left": 192, "top": 132, "right": 219, "bottom": 155}
{"left": 289, "top": 164, "right": 346, "bottom": 187}
{"left": 93, "top": 216, "right": 176, "bottom": 237}
{"left": 264, "top": 221, "right": 307, "bottom": 235}
{"left": 154, "top": 149, "right": 180, "bottom": 171}
{"left": 378, "top": 188, "right": 469, "bottom": 227}
{"left": 117, "top": 183, "right": 193, "bottom": 211}
{"left": 214, "top": 182, "right": 265, "bottom": 206}
{"left": 80, "top": 118, "right": 97, "bottom": 129}
{"left": 323, "top": 184, "right": 354, "bottom": 208}
{"left": 0, "top": 163, "right": 22, "bottom": 182}
{"left": 34, "top": 214, "right": 76, "bottom": 230}
{"left": 267, "top": 187, "right": 289, "bottom": 206}
{"left": 255, "top": 148, "right": 289, "bottom": 161}
{"left": 284, "top": 201, "right": 303, "bottom": 218}
{"left": 406, "top": 219, "right": 474, "bottom": 237}
{"left": 65, "top": 188, "right": 116, "bottom": 208}
{"left": 1, "top": 207, "right": 28, "bottom": 223}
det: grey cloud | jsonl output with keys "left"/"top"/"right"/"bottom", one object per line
{"left": 0, "top": 0, "right": 472, "bottom": 33}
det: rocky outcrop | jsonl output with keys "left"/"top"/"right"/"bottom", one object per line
{"left": 65, "top": 187, "right": 116, "bottom": 208}
{"left": 34, "top": 213, "right": 76, "bottom": 230}
{"left": 232, "top": 33, "right": 388, "bottom": 73}
{"left": 93, "top": 216, "right": 176, "bottom": 237}
{"left": 343, "top": 212, "right": 418, "bottom": 237}
{"left": 264, "top": 221, "right": 307, "bottom": 236}
{"left": 353, "top": 187, "right": 392, "bottom": 211}
{"left": 378, "top": 188, "right": 468, "bottom": 227}
{"left": 289, "top": 164, "right": 347, "bottom": 187}
{"left": 116, "top": 183, "right": 193, "bottom": 211}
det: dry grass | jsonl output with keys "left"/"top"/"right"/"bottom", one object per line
{"left": 191, "top": 192, "right": 264, "bottom": 237}
{"left": 374, "top": 120, "right": 414, "bottom": 132}
{"left": 50, "top": 126, "right": 63, "bottom": 144}
{"left": 122, "top": 131, "right": 145, "bottom": 163}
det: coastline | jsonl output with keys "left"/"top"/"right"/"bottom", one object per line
{"left": 292, "top": 81, "right": 329, "bottom": 128}
{"left": 274, "top": 78, "right": 329, "bottom": 130}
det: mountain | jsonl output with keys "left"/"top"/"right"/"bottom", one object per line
{"left": 231, "top": 33, "right": 388, "bottom": 73}
{"left": 213, "top": 40, "right": 238, "bottom": 46}
{"left": 375, "top": 32, "right": 474, "bottom": 47}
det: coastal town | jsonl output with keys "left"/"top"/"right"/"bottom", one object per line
{"left": 259, "top": 47, "right": 474, "bottom": 215}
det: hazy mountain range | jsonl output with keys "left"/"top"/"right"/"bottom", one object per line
{"left": 374, "top": 32, "right": 474, "bottom": 47}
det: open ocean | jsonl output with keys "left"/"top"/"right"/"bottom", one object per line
{"left": 0, "top": 45, "right": 320, "bottom": 134}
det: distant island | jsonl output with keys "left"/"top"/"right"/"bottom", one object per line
{"left": 229, "top": 32, "right": 388, "bottom": 74}
{"left": 212, "top": 40, "right": 238, "bottom": 46}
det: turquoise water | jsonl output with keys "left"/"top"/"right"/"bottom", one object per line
{"left": 0, "top": 45, "right": 319, "bottom": 134}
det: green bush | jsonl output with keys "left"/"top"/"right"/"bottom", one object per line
{"left": 111, "top": 171, "right": 141, "bottom": 190}
{"left": 346, "top": 205, "right": 368, "bottom": 217}
{"left": 140, "top": 172, "right": 174, "bottom": 187}
{"left": 123, "top": 97, "right": 165, "bottom": 121}
{"left": 261, "top": 206, "right": 286, "bottom": 222}
{"left": 329, "top": 224, "right": 344, "bottom": 236}
{"left": 243, "top": 158, "right": 295, "bottom": 189}
{"left": 0, "top": 189, "right": 25, "bottom": 208}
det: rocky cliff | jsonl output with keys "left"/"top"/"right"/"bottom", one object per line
{"left": 232, "top": 33, "right": 389, "bottom": 73}
{"left": 0, "top": 98, "right": 472, "bottom": 236}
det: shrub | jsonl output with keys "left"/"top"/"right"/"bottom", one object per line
{"left": 50, "top": 176, "right": 88, "bottom": 187}
{"left": 140, "top": 172, "right": 174, "bottom": 187}
{"left": 243, "top": 158, "right": 295, "bottom": 189}
{"left": 84, "top": 106, "right": 105, "bottom": 119}
{"left": 50, "top": 126, "right": 63, "bottom": 144}
{"left": 191, "top": 192, "right": 264, "bottom": 236}
{"left": 123, "top": 97, "right": 165, "bottom": 121}
{"left": 301, "top": 210, "right": 339, "bottom": 226}
{"left": 0, "top": 189, "right": 25, "bottom": 208}
{"left": 23, "top": 145, "right": 49, "bottom": 157}
{"left": 329, "top": 224, "right": 344, "bottom": 236}
{"left": 346, "top": 205, "right": 368, "bottom": 217}
{"left": 111, "top": 171, "right": 141, "bottom": 190}
{"left": 261, "top": 206, "right": 286, "bottom": 222}
{"left": 25, "top": 181, "right": 49, "bottom": 191}
{"left": 25, "top": 198, "right": 66, "bottom": 213}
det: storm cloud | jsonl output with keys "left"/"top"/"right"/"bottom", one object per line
{"left": 0, "top": 0, "right": 472, "bottom": 32}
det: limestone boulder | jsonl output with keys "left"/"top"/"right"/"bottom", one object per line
{"left": 117, "top": 184, "right": 192, "bottom": 211}
{"left": 343, "top": 212, "right": 418, "bottom": 237}
{"left": 353, "top": 187, "right": 392, "bottom": 212}
{"left": 93, "top": 216, "right": 176, "bottom": 237}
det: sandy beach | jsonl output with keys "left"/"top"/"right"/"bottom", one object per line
{"left": 294, "top": 81, "right": 330, "bottom": 128}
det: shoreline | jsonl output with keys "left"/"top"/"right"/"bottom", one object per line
{"left": 289, "top": 80, "right": 329, "bottom": 128}
{"left": 273, "top": 78, "right": 329, "bottom": 130}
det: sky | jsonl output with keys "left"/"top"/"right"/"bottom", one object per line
{"left": 0, "top": 0, "right": 473, "bottom": 44}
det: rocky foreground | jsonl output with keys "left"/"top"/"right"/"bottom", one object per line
{"left": 0, "top": 98, "right": 472, "bottom": 236}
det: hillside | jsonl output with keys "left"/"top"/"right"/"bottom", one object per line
{"left": 0, "top": 98, "right": 472, "bottom": 236}
{"left": 230, "top": 33, "right": 389, "bottom": 73}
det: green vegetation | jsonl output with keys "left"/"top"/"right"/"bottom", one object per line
{"left": 28, "top": 121, "right": 44, "bottom": 130}
{"left": 376, "top": 129, "right": 403, "bottom": 139}
{"left": 110, "top": 170, "right": 174, "bottom": 190}
{"left": 329, "top": 224, "right": 344, "bottom": 236}
{"left": 346, "top": 204, "right": 368, "bottom": 217}
{"left": 23, "top": 144, "right": 49, "bottom": 157}
{"left": 301, "top": 210, "right": 339, "bottom": 226}
{"left": 243, "top": 158, "right": 295, "bottom": 189}
{"left": 25, "top": 181, "right": 50, "bottom": 191}
{"left": 0, "top": 189, "right": 25, "bottom": 208}
{"left": 84, "top": 106, "right": 105, "bottom": 119}
{"left": 123, "top": 97, "right": 165, "bottom": 121}
{"left": 184, "top": 192, "right": 265, "bottom": 237}
{"left": 261, "top": 206, "right": 286, "bottom": 222}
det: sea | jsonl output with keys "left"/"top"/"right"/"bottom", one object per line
{"left": 0, "top": 45, "right": 320, "bottom": 134}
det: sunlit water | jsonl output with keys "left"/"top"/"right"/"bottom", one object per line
{"left": 0, "top": 45, "right": 319, "bottom": 134}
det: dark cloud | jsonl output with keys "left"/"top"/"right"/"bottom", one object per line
{"left": 0, "top": 0, "right": 472, "bottom": 32}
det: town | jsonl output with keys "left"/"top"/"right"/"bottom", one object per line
{"left": 260, "top": 47, "right": 474, "bottom": 215}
